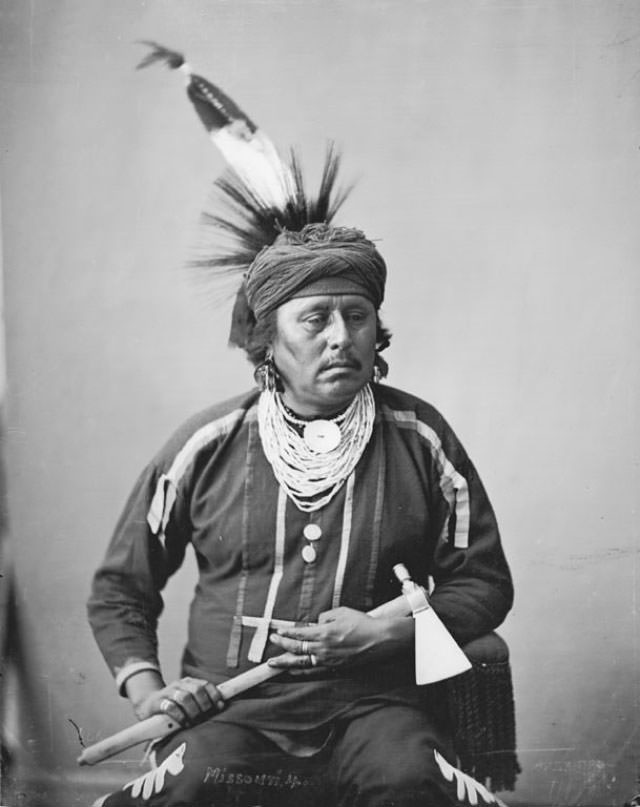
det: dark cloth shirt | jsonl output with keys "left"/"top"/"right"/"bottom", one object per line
{"left": 87, "top": 384, "right": 513, "bottom": 733}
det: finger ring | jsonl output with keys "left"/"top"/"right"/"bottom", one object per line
{"left": 301, "top": 640, "right": 310, "bottom": 655}
{"left": 309, "top": 654, "right": 318, "bottom": 667}
{"left": 160, "top": 698, "right": 172, "bottom": 713}
{"left": 173, "top": 689, "right": 183, "bottom": 702}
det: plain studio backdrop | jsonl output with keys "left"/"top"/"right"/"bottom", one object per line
{"left": 0, "top": 2, "right": 639, "bottom": 805}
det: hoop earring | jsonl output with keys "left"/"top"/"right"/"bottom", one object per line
{"left": 254, "top": 350, "right": 278, "bottom": 392}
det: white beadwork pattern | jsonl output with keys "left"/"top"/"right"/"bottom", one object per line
{"left": 258, "top": 385, "right": 375, "bottom": 512}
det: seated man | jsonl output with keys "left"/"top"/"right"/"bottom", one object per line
{"left": 87, "top": 223, "right": 513, "bottom": 807}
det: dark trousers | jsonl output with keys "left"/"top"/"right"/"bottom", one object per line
{"left": 93, "top": 705, "right": 508, "bottom": 807}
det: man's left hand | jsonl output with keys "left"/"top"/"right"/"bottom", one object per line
{"left": 268, "top": 606, "right": 411, "bottom": 673}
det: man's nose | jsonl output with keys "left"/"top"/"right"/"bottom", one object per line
{"left": 327, "top": 314, "right": 352, "bottom": 349}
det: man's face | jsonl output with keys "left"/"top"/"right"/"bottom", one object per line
{"left": 271, "top": 294, "right": 377, "bottom": 417}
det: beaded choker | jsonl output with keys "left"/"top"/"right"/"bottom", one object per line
{"left": 257, "top": 385, "right": 375, "bottom": 512}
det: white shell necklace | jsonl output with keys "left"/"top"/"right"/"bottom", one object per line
{"left": 257, "top": 384, "right": 375, "bottom": 512}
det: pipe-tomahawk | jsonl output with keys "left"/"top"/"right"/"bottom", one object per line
{"left": 78, "top": 564, "right": 470, "bottom": 766}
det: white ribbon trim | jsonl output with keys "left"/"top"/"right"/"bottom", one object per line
{"left": 146, "top": 409, "right": 247, "bottom": 544}
{"left": 381, "top": 408, "right": 470, "bottom": 548}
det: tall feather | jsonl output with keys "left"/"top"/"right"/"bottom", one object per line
{"left": 137, "top": 40, "right": 291, "bottom": 208}
{"left": 137, "top": 42, "right": 353, "bottom": 346}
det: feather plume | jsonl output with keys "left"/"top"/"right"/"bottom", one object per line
{"left": 137, "top": 42, "right": 353, "bottom": 346}
{"left": 193, "top": 143, "right": 350, "bottom": 275}
{"left": 135, "top": 41, "right": 185, "bottom": 71}
{"left": 137, "top": 40, "right": 291, "bottom": 207}
{"left": 193, "top": 143, "right": 352, "bottom": 347}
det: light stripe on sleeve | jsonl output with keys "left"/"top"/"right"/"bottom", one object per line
{"left": 147, "top": 408, "right": 247, "bottom": 544}
{"left": 381, "top": 407, "right": 470, "bottom": 549}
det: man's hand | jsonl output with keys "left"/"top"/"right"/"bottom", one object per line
{"left": 133, "top": 676, "right": 224, "bottom": 725}
{"left": 268, "top": 606, "right": 413, "bottom": 674}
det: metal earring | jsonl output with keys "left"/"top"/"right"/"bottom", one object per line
{"left": 372, "top": 353, "right": 388, "bottom": 383}
{"left": 254, "top": 350, "right": 278, "bottom": 392}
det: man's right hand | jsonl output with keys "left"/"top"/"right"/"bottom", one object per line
{"left": 127, "top": 671, "right": 224, "bottom": 725}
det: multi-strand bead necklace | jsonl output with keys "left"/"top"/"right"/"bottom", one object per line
{"left": 257, "top": 384, "right": 375, "bottom": 512}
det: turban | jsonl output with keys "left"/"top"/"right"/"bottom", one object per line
{"left": 244, "top": 223, "right": 387, "bottom": 321}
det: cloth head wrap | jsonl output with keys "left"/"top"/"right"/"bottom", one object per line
{"left": 244, "top": 223, "right": 387, "bottom": 321}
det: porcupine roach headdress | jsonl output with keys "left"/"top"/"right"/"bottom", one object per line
{"left": 136, "top": 42, "right": 351, "bottom": 350}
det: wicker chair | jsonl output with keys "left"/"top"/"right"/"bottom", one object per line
{"left": 447, "top": 632, "right": 520, "bottom": 793}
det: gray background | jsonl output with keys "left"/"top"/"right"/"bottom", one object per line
{"left": 1, "top": 1, "right": 639, "bottom": 805}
